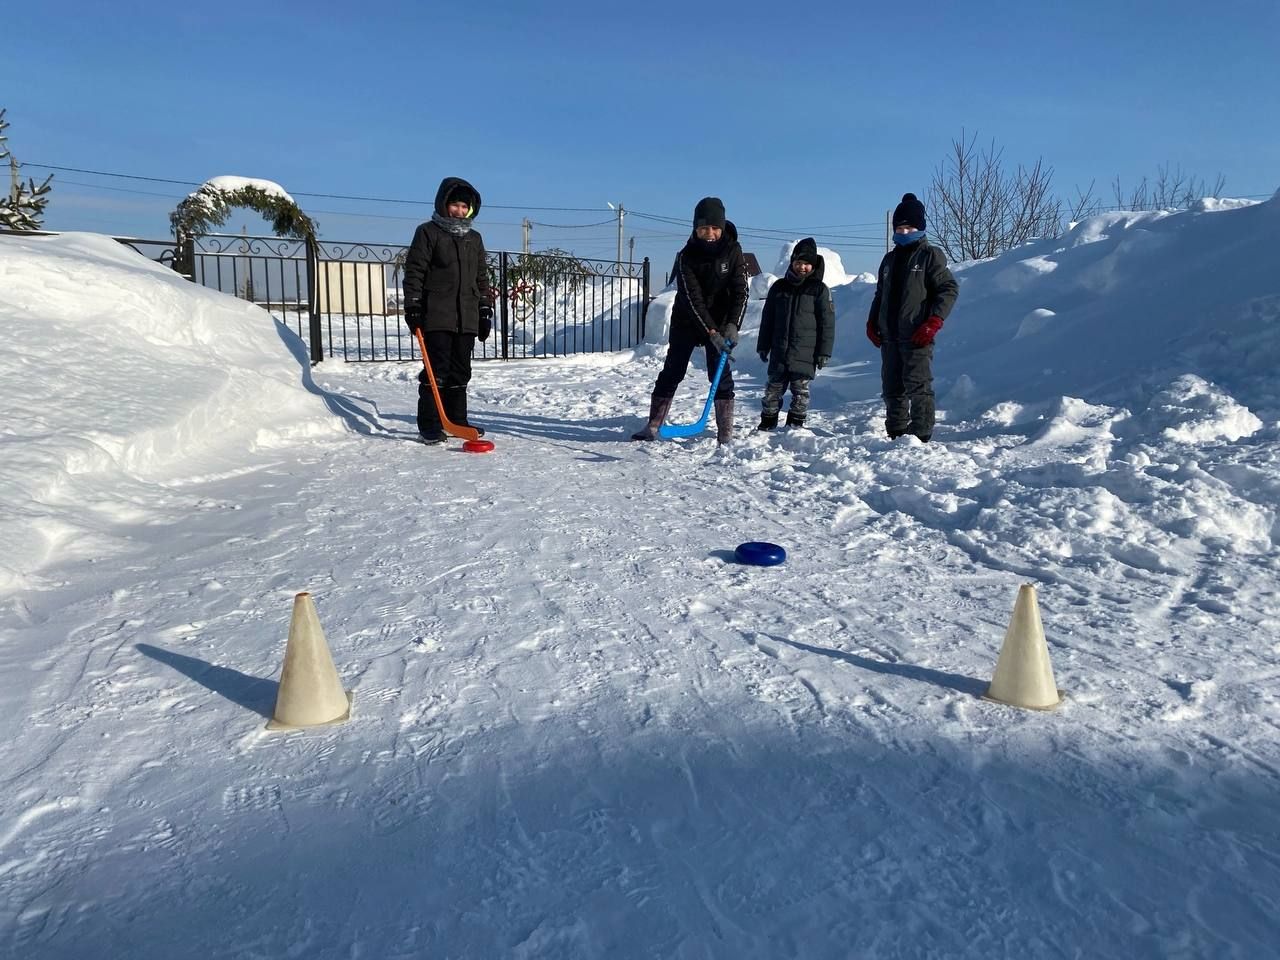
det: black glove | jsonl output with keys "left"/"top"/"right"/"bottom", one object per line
{"left": 478, "top": 304, "right": 493, "bottom": 342}
{"left": 816, "top": 356, "right": 828, "bottom": 369}
{"left": 404, "top": 303, "right": 424, "bottom": 334}
{"left": 758, "top": 350, "right": 769, "bottom": 363}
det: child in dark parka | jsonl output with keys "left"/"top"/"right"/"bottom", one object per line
{"left": 866, "top": 192, "right": 958, "bottom": 442}
{"left": 755, "top": 237, "right": 836, "bottom": 429}
{"left": 402, "top": 176, "right": 493, "bottom": 443}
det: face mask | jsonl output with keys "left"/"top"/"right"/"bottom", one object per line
{"left": 892, "top": 229, "right": 925, "bottom": 246}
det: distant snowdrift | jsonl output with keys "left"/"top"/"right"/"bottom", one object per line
{"left": 0, "top": 232, "right": 341, "bottom": 591}
{"left": 819, "top": 196, "right": 1280, "bottom": 419}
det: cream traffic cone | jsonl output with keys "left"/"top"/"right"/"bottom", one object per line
{"left": 266, "top": 592, "right": 352, "bottom": 730}
{"left": 983, "top": 583, "right": 1063, "bottom": 710}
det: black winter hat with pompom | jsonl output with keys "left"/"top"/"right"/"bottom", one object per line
{"left": 892, "top": 193, "right": 926, "bottom": 231}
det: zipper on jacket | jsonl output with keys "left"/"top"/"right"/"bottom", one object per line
{"left": 453, "top": 234, "right": 463, "bottom": 333}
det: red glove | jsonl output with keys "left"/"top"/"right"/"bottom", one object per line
{"left": 865, "top": 317, "right": 883, "bottom": 348}
{"left": 911, "top": 315, "right": 944, "bottom": 347}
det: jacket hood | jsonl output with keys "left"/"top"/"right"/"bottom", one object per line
{"left": 807, "top": 255, "right": 826, "bottom": 284}
{"left": 434, "top": 177, "right": 482, "bottom": 219}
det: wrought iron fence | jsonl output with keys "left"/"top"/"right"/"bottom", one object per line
{"left": 191, "top": 233, "right": 312, "bottom": 340}
{"left": 485, "top": 251, "right": 650, "bottom": 362}
{"left": 3, "top": 228, "right": 651, "bottom": 363}
{"left": 191, "top": 234, "right": 650, "bottom": 362}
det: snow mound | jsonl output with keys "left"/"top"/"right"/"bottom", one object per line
{"left": 1128, "top": 375, "right": 1262, "bottom": 444}
{"left": 816, "top": 195, "right": 1280, "bottom": 421}
{"left": 771, "top": 239, "right": 854, "bottom": 286}
{"left": 750, "top": 272, "right": 776, "bottom": 299}
{"left": 0, "top": 232, "right": 341, "bottom": 592}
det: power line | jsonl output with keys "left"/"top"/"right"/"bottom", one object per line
{"left": 25, "top": 162, "right": 612, "bottom": 212}
{"left": 629, "top": 211, "right": 882, "bottom": 249}
{"left": 30, "top": 164, "right": 198, "bottom": 187}
{"left": 528, "top": 217, "right": 616, "bottom": 229}
{"left": 37, "top": 160, "right": 1270, "bottom": 251}
{"left": 46, "top": 180, "right": 595, "bottom": 230}
{"left": 37, "top": 163, "right": 886, "bottom": 237}
{"left": 55, "top": 178, "right": 183, "bottom": 199}
{"left": 45, "top": 180, "right": 882, "bottom": 246}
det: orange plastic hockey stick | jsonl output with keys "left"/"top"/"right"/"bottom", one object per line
{"left": 413, "top": 328, "right": 480, "bottom": 442}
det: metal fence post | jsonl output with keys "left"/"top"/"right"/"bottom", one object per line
{"left": 499, "top": 251, "right": 510, "bottom": 360}
{"left": 175, "top": 232, "right": 195, "bottom": 280}
{"left": 640, "top": 257, "right": 650, "bottom": 341}
{"left": 305, "top": 234, "right": 323, "bottom": 364}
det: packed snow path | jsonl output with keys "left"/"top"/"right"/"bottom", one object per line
{"left": 3, "top": 353, "right": 1278, "bottom": 959}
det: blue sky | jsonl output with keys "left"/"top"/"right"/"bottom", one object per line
{"left": 4, "top": 0, "right": 1278, "bottom": 275}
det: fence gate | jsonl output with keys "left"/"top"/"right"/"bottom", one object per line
{"left": 191, "top": 234, "right": 650, "bottom": 362}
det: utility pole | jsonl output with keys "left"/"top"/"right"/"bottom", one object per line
{"left": 522, "top": 217, "right": 531, "bottom": 255}
{"left": 8, "top": 153, "right": 18, "bottom": 205}
{"left": 628, "top": 236, "right": 635, "bottom": 265}
{"left": 615, "top": 202, "right": 625, "bottom": 264}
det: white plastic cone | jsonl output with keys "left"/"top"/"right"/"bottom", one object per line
{"left": 983, "top": 583, "right": 1063, "bottom": 710}
{"left": 267, "top": 592, "right": 352, "bottom": 730}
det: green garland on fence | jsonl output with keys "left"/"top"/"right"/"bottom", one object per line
{"left": 169, "top": 184, "right": 317, "bottom": 243}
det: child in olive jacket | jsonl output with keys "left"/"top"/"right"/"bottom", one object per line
{"left": 866, "top": 193, "right": 958, "bottom": 441}
{"left": 403, "top": 176, "right": 493, "bottom": 443}
{"left": 755, "top": 237, "right": 835, "bottom": 429}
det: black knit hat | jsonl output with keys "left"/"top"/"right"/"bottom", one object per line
{"left": 693, "top": 196, "right": 726, "bottom": 230}
{"left": 790, "top": 237, "right": 819, "bottom": 266}
{"left": 892, "top": 193, "right": 926, "bottom": 231}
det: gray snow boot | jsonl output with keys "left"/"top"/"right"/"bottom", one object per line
{"left": 715, "top": 396, "right": 735, "bottom": 445}
{"left": 631, "top": 394, "right": 673, "bottom": 441}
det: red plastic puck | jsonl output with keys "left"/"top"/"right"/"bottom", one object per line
{"left": 462, "top": 439, "right": 495, "bottom": 453}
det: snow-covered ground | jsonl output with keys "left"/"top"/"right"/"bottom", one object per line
{"left": 2, "top": 201, "right": 1279, "bottom": 958}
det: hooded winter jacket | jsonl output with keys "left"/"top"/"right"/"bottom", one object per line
{"left": 403, "top": 177, "right": 491, "bottom": 335}
{"left": 757, "top": 253, "right": 836, "bottom": 379}
{"left": 867, "top": 238, "right": 957, "bottom": 343}
{"left": 671, "top": 222, "right": 750, "bottom": 344}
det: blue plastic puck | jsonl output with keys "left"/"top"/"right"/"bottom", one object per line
{"left": 734, "top": 541, "right": 786, "bottom": 566}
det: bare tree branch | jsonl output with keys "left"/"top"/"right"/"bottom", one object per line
{"left": 926, "top": 130, "right": 1063, "bottom": 262}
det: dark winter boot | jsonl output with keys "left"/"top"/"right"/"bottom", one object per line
{"left": 757, "top": 412, "right": 779, "bottom": 431}
{"left": 786, "top": 410, "right": 806, "bottom": 428}
{"left": 631, "top": 394, "right": 673, "bottom": 440}
{"left": 444, "top": 386, "right": 485, "bottom": 436}
{"left": 715, "top": 396, "right": 735, "bottom": 445}
{"left": 417, "top": 372, "right": 446, "bottom": 443}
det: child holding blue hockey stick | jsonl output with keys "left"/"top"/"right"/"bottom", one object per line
{"left": 631, "top": 197, "right": 749, "bottom": 445}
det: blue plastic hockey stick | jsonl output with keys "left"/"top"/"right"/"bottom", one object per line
{"left": 658, "top": 348, "right": 731, "bottom": 439}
